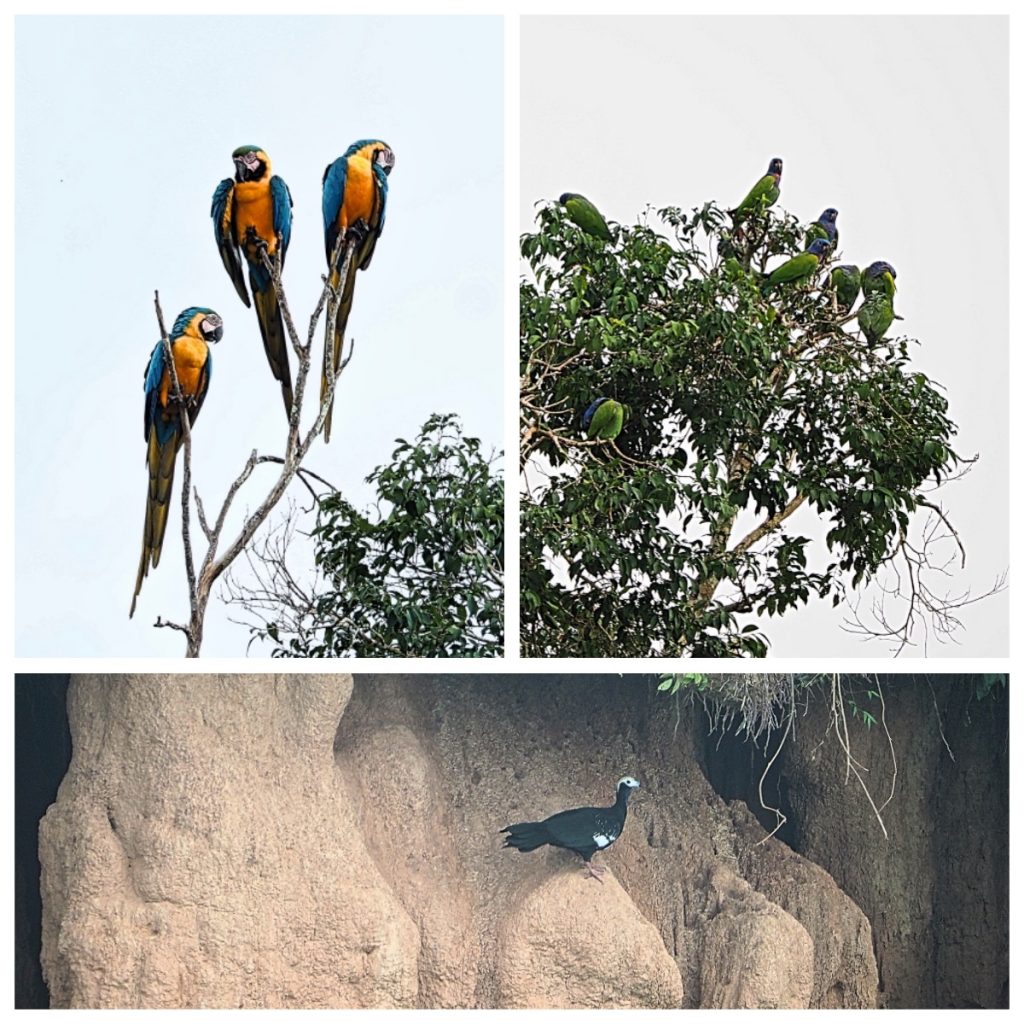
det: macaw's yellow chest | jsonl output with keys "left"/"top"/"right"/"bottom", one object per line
{"left": 233, "top": 180, "right": 279, "bottom": 255}
{"left": 159, "top": 335, "right": 209, "bottom": 406}
{"left": 338, "top": 157, "right": 378, "bottom": 231}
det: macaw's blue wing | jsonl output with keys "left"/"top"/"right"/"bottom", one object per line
{"left": 211, "top": 178, "right": 250, "bottom": 307}
{"left": 133, "top": 339, "right": 181, "bottom": 618}
{"left": 359, "top": 162, "right": 390, "bottom": 270}
{"left": 322, "top": 157, "right": 348, "bottom": 262}
{"left": 142, "top": 340, "right": 166, "bottom": 441}
{"left": 270, "top": 175, "right": 293, "bottom": 267}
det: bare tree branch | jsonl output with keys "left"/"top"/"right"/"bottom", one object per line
{"left": 150, "top": 235, "right": 360, "bottom": 656}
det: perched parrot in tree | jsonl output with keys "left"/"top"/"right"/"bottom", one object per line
{"left": 830, "top": 264, "right": 861, "bottom": 312}
{"left": 321, "top": 139, "right": 396, "bottom": 443}
{"left": 211, "top": 146, "right": 294, "bottom": 418}
{"left": 582, "top": 397, "right": 627, "bottom": 441}
{"left": 559, "top": 193, "right": 613, "bottom": 242}
{"left": 761, "top": 238, "right": 830, "bottom": 294}
{"left": 858, "top": 293, "right": 895, "bottom": 345}
{"left": 804, "top": 208, "right": 839, "bottom": 250}
{"left": 862, "top": 260, "right": 897, "bottom": 300}
{"left": 731, "top": 157, "right": 783, "bottom": 220}
{"left": 130, "top": 307, "right": 223, "bottom": 618}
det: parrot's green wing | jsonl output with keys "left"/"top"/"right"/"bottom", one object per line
{"left": 763, "top": 251, "right": 819, "bottom": 291}
{"left": 734, "top": 174, "right": 780, "bottom": 218}
{"left": 588, "top": 399, "right": 625, "bottom": 440}
{"left": 857, "top": 294, "right": 894, "bottom": 344}
{"left": 562, "top": 193, "right": 613, "bottom": 242}
{"left": 831, "top": 265, "right": 861, "bottom": 311}
{"left": 804, "top": 222, "right": 838, "bottom": 250}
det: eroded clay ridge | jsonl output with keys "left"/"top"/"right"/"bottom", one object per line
{"left": 40, "top": 674, "right": 877, "bottom": 1009}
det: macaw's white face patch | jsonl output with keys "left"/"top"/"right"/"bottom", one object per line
{"left": 593, "top": 833, "right": 613, "bottom": 849}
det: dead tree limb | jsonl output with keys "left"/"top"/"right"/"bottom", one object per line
{"left": 150, "top": 236, "right": 358, "bottom": 656}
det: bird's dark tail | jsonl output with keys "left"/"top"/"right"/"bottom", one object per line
{"left": 321, "top": 257, "right": 358, "bottom": 444}
{"left": 500, "top": 821, "right": 552, "bottom": 853}
{"left": 130, "top": 428, "right": 178, "bottom": 618}
{"left": 252, "top": 280, "right": 295, "bottom": 420}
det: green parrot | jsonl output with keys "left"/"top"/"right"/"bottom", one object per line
{"left": 862, "top": 261, "right": 897, "bottom": 300}
{"left": 731, "top": 157, "right": 783, "bottom": 220}
{"left": 761, "top": 238, "right": 830, "bottom": 294}
{"left": 804, "top": 207, "right": 838, "bottom": 250}
{"left": 858, "top": 293, "right": 895, "bottom": 345}
{"left": 830, "top": 264, "right": 861, "bottom": 312}
{"left": 559, "top": 193, "right": 613, "bottom": 242}
{"left": 582, "top": 397, "right": 627, "bottom": 440}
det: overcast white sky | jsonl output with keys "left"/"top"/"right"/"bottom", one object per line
{"left": 15, "top": 15, "right": 503, "bottom": 657}
{"left": 521, "top": 16, "right": 1009, "bottom": 658}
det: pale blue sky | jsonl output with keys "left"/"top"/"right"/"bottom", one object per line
{"left": 16, "top": 15, "right": 504, "bottom": 657}
{"left": 521, "top": 16, "right": 1009, "bottom": 657}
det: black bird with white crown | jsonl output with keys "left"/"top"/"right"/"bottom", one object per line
{"left": 500, "top": 776, "right": 640, "bottom": 882}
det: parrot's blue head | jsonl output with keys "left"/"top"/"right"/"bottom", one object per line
{"left": 768, "top": 157, "right": 783, "bottom": 178}
{"left": 806, "top": 238, "right": 831, "bottom": 257}
{"left": 820, "top": 208, "right": 838, "bottom": 225}
{"left": 865, "top": 260, "right": 897, "bottom": 280}
{"left": 559, "top": 192, "right": 580, "bottom": 205}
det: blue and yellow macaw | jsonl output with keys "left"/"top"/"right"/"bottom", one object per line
{"left": 321, "top": 139, "right": 396, "bottom": 442}
{"left": 211, "top": 145, "right": 294, "bottom": 418}
{"left": 130, "top": 307, "right": 222, "bottom": 618}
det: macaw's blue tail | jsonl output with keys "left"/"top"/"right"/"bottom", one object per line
{"left": 252, "top": 278, "right": 294, "bottom": 420}
{"left": 320, "top": 257, "right": 358, "bottom": 444}
{"left": 130, "top": 427, "right": 179, "bottom": 618}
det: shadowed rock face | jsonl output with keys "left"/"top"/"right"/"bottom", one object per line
{"left": 777, "top": 677, "right": 1009, "bottom": 1009}
{"left": 39, "top": 674, "right": 879, "bottom": 1009}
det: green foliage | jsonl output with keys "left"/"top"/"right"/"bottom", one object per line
{"left": 521, "top": 199, "right": 962, "bottom": 657}
{"left": 261, "top": 414, "right": 503, "bottom": 657}
{"left": 846, "top": 689, "right": 880, "bottom": 729}
{"left": 657, "top": 672, "right": 709, "bottom": 695}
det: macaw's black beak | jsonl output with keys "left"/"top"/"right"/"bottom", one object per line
{"left": 234, "top": 152, "right": 262, "bottom": 180}
{"left": 202, "top": 315, "right": 224, "bottom": 343}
